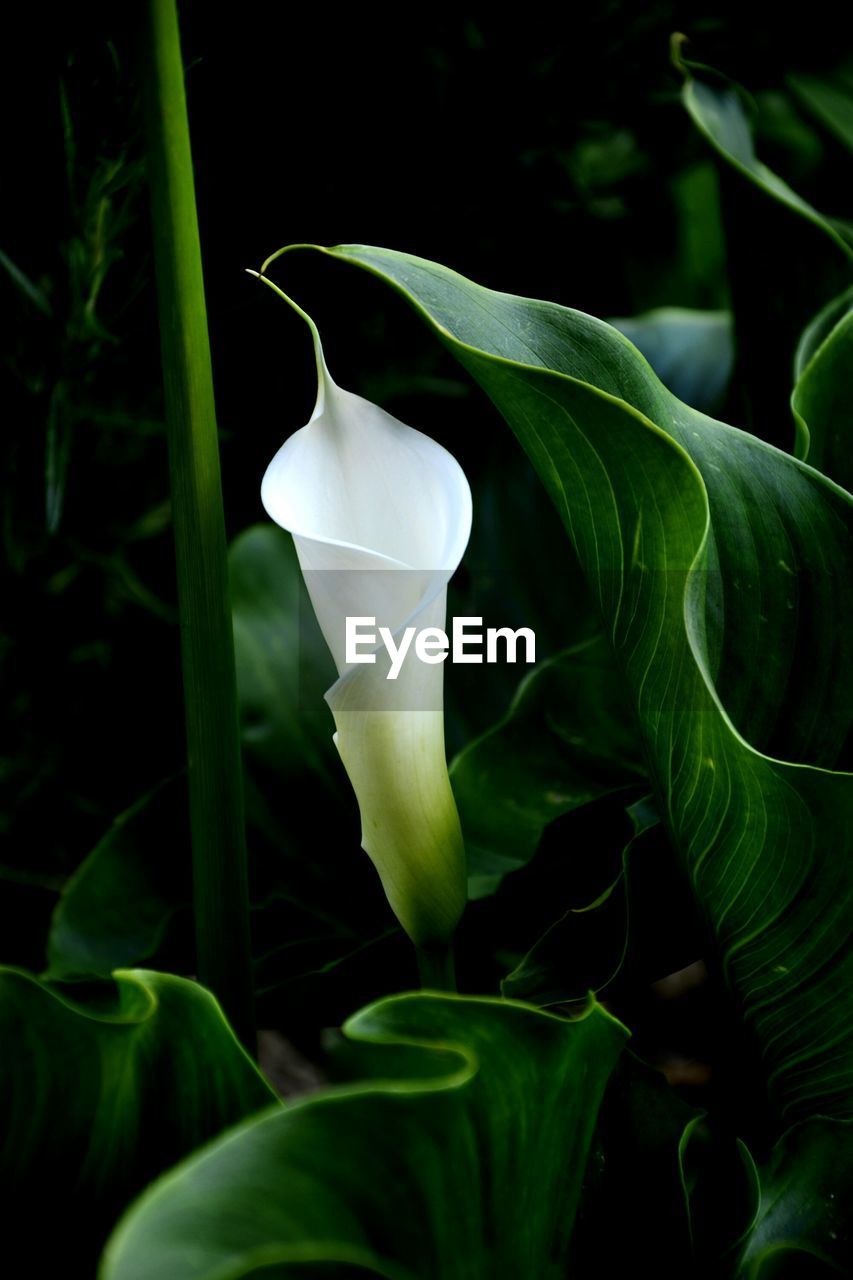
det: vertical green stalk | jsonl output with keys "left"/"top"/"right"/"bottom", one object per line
{"left": 142, "top": 0, "right": 254, "bottom": 1047}
{"left": 416, "top": 943, "right": 457, "bottom": 993}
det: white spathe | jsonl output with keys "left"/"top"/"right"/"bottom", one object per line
{"left": 261, "top": 323, "right": 471, "bottom": 945}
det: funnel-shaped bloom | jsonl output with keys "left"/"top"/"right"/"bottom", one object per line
{"left": 261, "top": 314, "right": 471, "bottom": 945}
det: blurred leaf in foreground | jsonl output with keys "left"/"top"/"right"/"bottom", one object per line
{"left": 101, "top": 992, "right": 626, "bottom": 1279}
{"left": 0, "top": 967, "right": 275, "bottom": 1272}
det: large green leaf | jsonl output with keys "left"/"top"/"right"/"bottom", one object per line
{"left": 451, "top": 634, "right": 646, "bottom": 898}
{"left": 794, "top": 287, "right": 853, "bottom": 382}
{"left": 792, "top": 287, "right": 853, "bottom": 491}
{"left": 101, "top": 993, "right": 626, "bottom": 1279}
{"left": 0, "top": 967, "right": 275, "bottom": 1271}
{"left": 295, "top": 243, "right": 853, "bottom": 1130}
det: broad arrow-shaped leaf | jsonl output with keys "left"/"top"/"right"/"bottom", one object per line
{"left": 287, "top": 243, "right": 853, "bottom": 1130}
{"left": 101, "top": 994, "right": 626, "bottom": 1279}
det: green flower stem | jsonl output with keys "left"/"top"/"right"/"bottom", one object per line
{"left": 141, "top": 0, "right": 254, "bottom": 1048}
{"left": 416, "top": 942, "right": 457, "bottom": 992}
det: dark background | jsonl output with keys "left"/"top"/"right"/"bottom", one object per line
{"left": 2, "top": 3, "right": 851, "bottom": 1090}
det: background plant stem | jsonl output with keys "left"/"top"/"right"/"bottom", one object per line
{"left": 416, "top": 943, "right": 457, "bottom": 992}
{"left": 141, "top": 0, "right": 254, "bottom": 1048}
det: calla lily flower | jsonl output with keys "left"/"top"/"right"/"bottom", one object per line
{"left": 259, "top": 297, "right": 471, "bottom": 948}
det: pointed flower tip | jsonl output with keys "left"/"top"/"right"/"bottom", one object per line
{"left": 261, "top": 309, "right": 470, "bottom": 946}
{"left": 261, "top": 317, "right": 471, "bottom": 582}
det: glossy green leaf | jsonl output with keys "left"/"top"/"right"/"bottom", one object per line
{"left": 674, "top": 43, "right": 853, "bottom": 257}
{"left": 792, "top": 288, "right": 853, "bottom": 490}
{"left": 101, "top": 993, "right": 626, "bottom": 1279}
{"left": 451, "top": 634, "right": 646, "bottom": 898}
{"left": 301, "top": 243, "right": 853, "bottom": 1129}
{"left": 610, "top": 308, "right": 734, "bottom": 413}
{"left": 0, "top": 966, "right": 275, "bottom": 1272}
{"left": 45, "top": 777, "right": 189, "bottom": 979}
